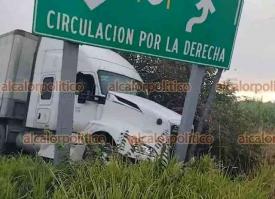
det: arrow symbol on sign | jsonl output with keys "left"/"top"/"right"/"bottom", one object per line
{"left": 83, "top": 0, "right": 106, "bottom": 10}
{"left": 185, "top": 0, "right": 216, "bottom": 33}
{"left": 147, "top": 0, "right": 164, "bottom": 5}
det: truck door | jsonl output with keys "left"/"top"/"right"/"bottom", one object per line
{"left": 74, "top": 72, "right": 100, "bottom": 132}
{"left": 35, "top": 75, "right": 55, "bottom": 128}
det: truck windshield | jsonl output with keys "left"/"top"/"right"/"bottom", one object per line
{"left": 98, "top": 70, "right": 147, "bottom": 98}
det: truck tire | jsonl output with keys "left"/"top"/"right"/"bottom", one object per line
{"left": 83, "top": 132, "right": 116, "bottom": 163}
{"left": 0, "top": 124, "right": 6, "bottom": 154}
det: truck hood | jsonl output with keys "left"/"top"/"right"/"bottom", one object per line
{"left": 109, "top": 92, "right": 181, "bottom": 125}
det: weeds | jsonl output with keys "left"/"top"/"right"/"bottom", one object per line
{"left": 0, "top": 155, "right": 274, "bottom": 199}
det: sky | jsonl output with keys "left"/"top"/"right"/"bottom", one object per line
{"left": 0, "top": 0, "right": 275, "bottom": 102}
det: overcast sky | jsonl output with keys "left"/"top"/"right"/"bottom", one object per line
{"left": 0, "top": 0, "right": 275, "bottom": 101}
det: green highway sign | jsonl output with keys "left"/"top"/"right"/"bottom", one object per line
{"left": 33, "top": 0, "right": 244, "bottom": 69}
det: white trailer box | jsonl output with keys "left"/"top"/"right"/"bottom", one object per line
{"left": 0, "top": 30, "right": 39, "bottom": 120}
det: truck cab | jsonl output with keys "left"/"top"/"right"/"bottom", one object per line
{"left": 26, "top": 37, "right": 144, "bottom": 132}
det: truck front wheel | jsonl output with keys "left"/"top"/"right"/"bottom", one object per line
{"left": 0, "top": 124, "right": 6, "bottom": 154}
{"left": 83, "top": 132, "right": 116, "bottom": 162}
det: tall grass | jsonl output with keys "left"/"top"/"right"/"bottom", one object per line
{"left": 0, "top": 156, "right": 55, "bottom": 199}
{"left": 0, "top": 155, "right": 274, "bottom": 199}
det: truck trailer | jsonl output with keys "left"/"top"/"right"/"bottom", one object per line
{"left": 0, "top": 30, "right": 181, "bottom": 161}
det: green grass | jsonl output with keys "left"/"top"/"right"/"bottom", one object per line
{"left": 0, "top": 155, "right": 274, "bottom": 199}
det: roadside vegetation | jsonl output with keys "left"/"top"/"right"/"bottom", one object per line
{"left": 209, "top": 93, "right": 275, "bottom": 174}
{"left": 0, "top": 155, "right": 274, "bottom": 199}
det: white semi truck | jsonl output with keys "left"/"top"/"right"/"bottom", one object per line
{"left": 0, "top": 30, "right": 181, "bottom": 161}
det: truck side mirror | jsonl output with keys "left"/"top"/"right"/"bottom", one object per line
{"left": 87, "top": 95, "right": 106, "bottom": 104}
{"left": 77, "top": 92, "right": 87, "bottom": 104}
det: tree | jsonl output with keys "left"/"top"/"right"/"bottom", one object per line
{"left": 119, "top": 52, "right": 191, "bottom": 112}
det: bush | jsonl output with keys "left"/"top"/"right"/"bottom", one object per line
{"left": 208, "top": 93, "right": 275, "bottom": 174}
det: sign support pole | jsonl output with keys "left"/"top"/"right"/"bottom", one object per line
{"left": 54, "top": 41, "right": 79, "bottom": 165}
{"left": 175, "top": 64, "right": 206, "bottom": 162}
{"left": 197, "top": 69, "right": 223, "bottom": 133}
{"left": 186, "top": 68, "right": 223, "bottom": 161}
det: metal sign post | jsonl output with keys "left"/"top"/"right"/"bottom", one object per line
{"left": 186, "top": 68, "right": 223, "bottom": 161}
{"left": 175, "top": 64, "right": 206, "bottom": 162}
{"left": 197, "top": 69, "right": 223, "bottom": 133}
{"left": 54, "top": 41, "right": 79, "bottom": 165}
